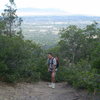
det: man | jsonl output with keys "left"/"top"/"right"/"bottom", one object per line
{"left": 47, "top": 53, "right": 57, "bottom": 89}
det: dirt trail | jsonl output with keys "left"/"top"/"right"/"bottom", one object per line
{"left": 0, "top": 81, "right": 96, "bottom": 100}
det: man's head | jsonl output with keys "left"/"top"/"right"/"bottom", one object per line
{"left": 48, "top": 53, "right": 53, "bottom": 59}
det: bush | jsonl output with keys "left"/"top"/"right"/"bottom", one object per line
{"left": 56, "top": 67, "right": 68, "bottom": 82}
{"left": 0, "top": 35, "right": 68, "bottom": 83}
{"left": 0, "top": 34, "right": 99, "bottom": 93}
{"left": 0, "top": 35, "right": 42, "bottom": 83}
{"left": 64, "top": 60, "right": 99, "bottom": 92}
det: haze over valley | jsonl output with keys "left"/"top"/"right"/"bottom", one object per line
{"left": 21, "top": 14, "right": 100, "bottom": 48}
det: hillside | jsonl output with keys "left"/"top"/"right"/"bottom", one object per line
{"left": 21, "top": 15, "right": 100, "bottom": 48}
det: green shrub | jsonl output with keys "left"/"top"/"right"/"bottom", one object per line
{"left": 56, "top": 67, "right": 68, "bottom": 82}
{"left": 0, "top": 35, "right": 99, "bottom": 93}
{"left": 64, "top": 60, "right": 99, "bottom": 92}
{"left": 0, "top": 35, "right": 42, "bottom": 83}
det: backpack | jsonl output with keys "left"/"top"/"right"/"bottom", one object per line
{"left": 48, "top": 57, "right": 59, "bottom": 68}
{"left": 56, "top": 58, "right": 59, "bottom": 68}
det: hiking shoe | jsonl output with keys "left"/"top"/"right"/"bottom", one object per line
{"left": 52, "top": 83, "right": 55, "bottom": 89}
{"left": 48, "top": 83, "right": 55, "bottom": 88}
{"left": 48, "top": 83, "right": 53, "bottom": 87}
{"left": 48, "top": 83, "right": 53, "bottom": 88}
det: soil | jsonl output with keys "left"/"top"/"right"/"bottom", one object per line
{"left": 0, "top": 81, "right": 99, "bottom": 100}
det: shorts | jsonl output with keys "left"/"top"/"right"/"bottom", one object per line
{"left": 49, "top": 68, "right": 58, "bottom": 72}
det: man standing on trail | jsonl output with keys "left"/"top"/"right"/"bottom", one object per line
{"left": 47, "top": 53, "right": 57, "bottom": 89}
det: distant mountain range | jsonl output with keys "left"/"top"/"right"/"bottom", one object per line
{"left": 17, "top": 8, "right": 67, "bottom": 13}
{"left": 22, "top": 15, "right": 100, "bottom": 24}
{"left": 0, "top": 8, "right": 70, "bottom": 16}
{"left": 16, "top": 8, "right": 71, "bottom": 16}
{"left": 1, "top": 7, "right": 100, "bottom": 17}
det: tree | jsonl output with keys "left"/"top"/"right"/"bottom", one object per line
{"left": 0, "top": 17, "right": 6, "bottom": 34}
{"left": 1, "top": 0, "right": 23, "bottom": 37}
{"left": 58, "top": 22, "right": 100, "bottom": 64}
{"left": 9, "top": 0, "right": 15, "bottom": 4}
{"left": 57, "top": 23, "right": 100, "bottom": 92}
{"left": 59, "top": 25, "right": 86, "bottom": 63}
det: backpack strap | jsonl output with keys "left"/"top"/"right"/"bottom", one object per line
{"left": 51, "top": 58, "right": 54, "bottom": 64}
{"left": 48, "top": 58, "right": 54, "bottom": 65}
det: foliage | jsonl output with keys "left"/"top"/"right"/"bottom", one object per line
{"left": 1, "top": 0, "right": 23, "bottom": 37}
{"left": 54, "top": 22, "right": 100, "bottom": 92}
{"left": 63, "top": 60, "right": 99, "bottom": 92}
{"left": 0, "top": 35, "right": 42, "bottom": 83}
{"left": 0, "top": 1, "right": 100, "bottom": 92}
{"left": 59, "top": 22, "right": 100, "bottom": 64}
{"left": 0, "top": 17, "right": 6, "bottom": 33}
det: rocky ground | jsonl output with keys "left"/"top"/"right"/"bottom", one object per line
{"left": 0, "top": 81, "right": 99, "bottom": 100}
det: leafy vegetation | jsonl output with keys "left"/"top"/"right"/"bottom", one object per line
{"left": 0, "top": 35, "right": 42, "bottom": 83}
{"left": 0, "top": 0, "right": 99, "bottom": 94}
{"left": 1, "top": 0, "right": 23, "bottom": 37}
{"left": 51, "top": 22, "right": 100, "bottom": 92}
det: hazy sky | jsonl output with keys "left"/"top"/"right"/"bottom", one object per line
{"left": 0, "top": 0, "right": 100, "bottom": 16}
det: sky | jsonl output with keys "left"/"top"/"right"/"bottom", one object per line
{"left": 0, "top": 0, "right": 100, "bottom": 16}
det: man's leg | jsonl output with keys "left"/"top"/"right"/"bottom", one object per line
{"left": 51, "top": 72, "right": 56, "bottom": 88}
{"left": 51, "top": 72, "right": 55, "bottom": 83}
{"left": 48, "top": 71, "right": 56, "bottom": 88}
